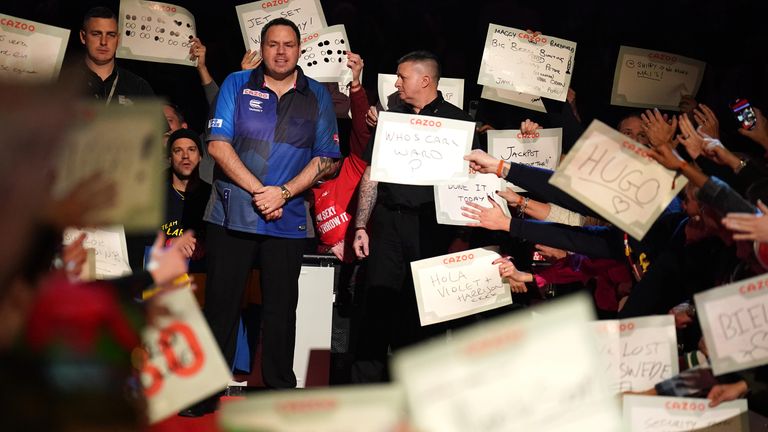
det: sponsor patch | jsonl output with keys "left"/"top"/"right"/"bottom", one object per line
{"left": 243, "top": 89, "right": 270, "bottom": 99}
{"left": 248, "top": 99, "right": 263, "bottom": 112}
{"left": 208, "top": 118, "right": 223, "bottom": 128}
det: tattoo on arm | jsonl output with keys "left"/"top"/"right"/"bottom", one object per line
{"left": 355, "top": 167, "right": 378, "bottom": 227}
{"left": 311, "top": 157, "right": 338, "bottom": 184}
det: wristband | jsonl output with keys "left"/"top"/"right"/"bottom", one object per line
{"left": 496, "top": 160, "right": 505, "bottom": 178}
{"left": 355, "top": 226, "right": 367, "bottom": 232}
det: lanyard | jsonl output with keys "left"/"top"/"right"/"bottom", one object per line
{"left": 105, "top": 72, "right": 119, "bottom": 106}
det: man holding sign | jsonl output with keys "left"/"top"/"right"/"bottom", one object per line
{"left": 203, "top": 17, "right": 339, "bottom": 402}
{"left": 351, "top": 51, "right": 479, "bottom": 382}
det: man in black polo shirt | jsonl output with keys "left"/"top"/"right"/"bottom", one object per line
{"left": 79, "top": 6, "right": 153, "bottom": 104}
{"left": 351, "top": 51, "right": 479, "bottom": 382}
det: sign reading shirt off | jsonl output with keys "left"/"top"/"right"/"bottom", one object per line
{"left": 299, "top": 25, "right": 351, "bottom": 83}
{"left": 141, "top": 288, "right": 232, "bottom": 424}
{"left": 378, "top": 74, "right": 464, "bottom": 110}
{"left": 370, "top": 111, "right": 473, "bottom": 185}
{"left": 622, "top": 395, "right": 748, "bottom": 432}
{"left": 54, "top": 100, "right": 166, "bottom": 233}
{"left": 487, "top": 128, "right": 562, "bottom": 192}
{"left": 434, "top": 173, "right": 510, "bottom": 226}
{"left": 611, "top": 46, "right": 705, "bottom": 111}
{"left": 548, "top": 120, "right": 686, "bottom": 240}
{"left": 0, "top": 14, "right": 69, "bottom": 83}
{"left": 392, "top": 294, "right": 622, "bottom": 432}
{"left": 478, "top": 23, "right": 576, "bottom": 102}
{"left": 117, "top": 0, "right": 197, "bottom": 66}
{"left": 480, "top": 86, "right": 546, "bottom": 113}
{"left": 219, "top": 384, "right": 406, "bottom": 432}
{"left": 590, "top": 315, "right": 678, "bottom": 394}
{"left": 236, "top": 0, "right": 327, "bottom": 53}
{"left": 410, "top": 247, "right": 511, "bottom": 326}
{"left": 695, "top": 272, "right": 768, "bottom": 376}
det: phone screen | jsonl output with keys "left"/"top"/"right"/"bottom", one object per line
{"left": 731, "top": 99, "right": 757, "bottom": 130}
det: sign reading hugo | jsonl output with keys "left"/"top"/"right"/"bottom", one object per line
{"left": 0, "top": 13, "right": 69, "bottom": 82}
{"left": 434, "top": 172, "right": 510, "bottom": 226}
{"left": 410, "top": 247, "right": 511, "bottom": 326}
{"left": 695, "top": 272, "right": 768, "bottom": 375}
{"left": 488, "top": 128, "right": 562, "bottom": 192}
{"left": 140, "top": 289, "right": 232, "bottom": 423}
{"left": 590, "top": 315, "right": 678, "bottom": 394}
{"left": 236, "top": 0, "right": 327, "bottom": 53}
{"left": 117, "top": 0, "right": 197, "bottom": 66}
{"left": 370, "top": 111, "right": 473, "bottom": 185}
{"left": 549, "top": 120, "right": 686, "bottom": 240}
{"left": 478, "top": 23, "right": 576, "bottom": 102}
{"left": 611, "top": 46, "right": 705, "bottom": 111}
{"left": 622, "top": 395, "right": 748, "bottom": 432}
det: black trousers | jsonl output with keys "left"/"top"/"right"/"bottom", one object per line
{"left": 204, "top": 223, "right": 305, "bottom": 388}
{"left": 352, "top": 204, "right": 454, "bottom": 382}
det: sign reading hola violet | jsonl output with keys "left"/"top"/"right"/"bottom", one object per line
{"left": 611, "top": 46, "right": 706, "bottom": 111}
{"left": 117, "top": 0, "right": 197, "bottom": 67}
{"left": 695, "top": 272, "right": 768, "bottom": 376}
{"left": 141, "top": 289, "right": 232, "bottom": 424}
{"left": 370, "top": 111, "right": 474, "bottom": 185}
{"left": 622, "top": 395, "right": 748, "bottom": 432}
{"left": 548, "top": 120, "right": 687, "bottom": 240}
{"left": 236, "top": 0, "right": 327, "bottom": 54}
{"left": 410, "top": 247, "right": 511, "bottom": 326}
{"left": 0, "top": 13, "right": 69, "bottom": 83}
{"left": 590, "top": 315, "right": 678, "bottom": 394}
{"left": 478, "top": 23, "right": 576, "bottom": 102}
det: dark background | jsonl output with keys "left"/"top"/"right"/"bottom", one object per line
{"left": 5, "top": 0, "right": 768, "bottom": 148}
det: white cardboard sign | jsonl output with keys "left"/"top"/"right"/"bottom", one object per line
{"left": 298, "top": 25, "right": 351, "bottom": 83}
{"left": 0, "top": 13, "right": 69, "bottom": 83}
{"left": 117, "top": 0, "right": 197, "bottom": 67}
{"left": 236, "top": 0, "right": 327, "bottom": 53}
{"left": 480, "top": 86, "right": 546, "bottom": 113}
{"left": 63, "top": 226, "right": 132, "bottom": 279}
{"left": 487, "top": 128, "right": 562, "bottom": 192}
{"left": 622, "top": 395, "right": 748, "bottom": 432}
{"left": 434, "top": 172, "right": 510, "bottom": 226}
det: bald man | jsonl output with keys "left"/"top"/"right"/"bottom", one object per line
{"left": 351, "top": 51, "right": 479, "bottom": 382}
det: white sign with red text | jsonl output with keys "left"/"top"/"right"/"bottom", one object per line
{"left": 219, "top": 384, "right": 405, "bottom": 432}
{"left": 393, "top": 294, "right": 622, "bottom": 432}
{"left": 548, "top": 120, "right": 687, "bottom": 240}
{"left": 478, "top": 23, "right": 576, "bottom": 102}
{"left": 411, "top": 247, "right": 511, "bottom": 326}
{"left": 611, "top": 46, "right": 705, "bottom": 111}
{"left": 0, "top": 13, "right": 69, "bottom": 83}
{"left": 140, "top": 288, "right": 232, "bottom": 424}
{"left": 590, "top": 315, "right": 678, "bottom": 394}
{"left": 378, "top": 73, "right": 464, "bottom": 110}
{"left": 236, "top": 0, "right": 327, "bottom": 53}
{"left": 371, "top": 111, "right": 473, "bottom": 185}
{"left": 622, "top": 395, "right": 748, "bottom": 432}
{"left": 488, "top": 128, "right": 562, "bottom": 192}
{"left": 695, "top": 272, "right": 768, "bottom": 376}
{"left": 297, "top": 25, "right": 350, "bottom": 83}
{"left": 117, "top": 0, "right": 197, "bottom": 66}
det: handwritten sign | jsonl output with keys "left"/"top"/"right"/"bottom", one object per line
{"left": 548, "top": 120, "right": 686, "bottom": 240}
{"left": 623, "top": 395, "right": 748, "bottom": 432}
{"left": 410, "top": 247, "right": 511, "bottom": 326}
{"left": 392, "top": 294, "right": 621, "bottom": 432}
{"left": 298, "top": 25, "right": 351, "bottom": 83}
{"left": 62, "top": 226, "right": 132, "bottom": 279}
{"left": 480, "top": 86, "right": 546, "bottom": 113}
{"left": 117, "top": 0, "right": 197, "bottom": 67}
{"left": 140, "top": 288, "right": 232, "bottom": 424}
{"left": 434, "top": 173, "right": 510, "bottom": 226}
{"left": 478, "top": 23, "right": 576, "bottom": 102}
{"left": 53, "top": 100, "right": 166, "bottom": 233}
{"left": 378, "top": 73, "right": 464, "bottom": 110}
{"left": 219, "top": 384, "right": 405, "bottom": 432}
{"left": 370, "top": 111, "right": 473, "bottom": 185}
{"left": 695, "top": 272, "right": 768, "bottom": 376}
{"left": 590, "top": 315, "right": 678, "bottom": 393}
{"left": 488, "top": 128, "right": 562, "bottom": 192}
{"left": 236, "top": 0, "right": 327, "bottom": 53}
{"left": 611, "top": 46, "right": 706, "bottom": 111}
{"left": 0, "top": 14, "right": 69, "bottom": 83}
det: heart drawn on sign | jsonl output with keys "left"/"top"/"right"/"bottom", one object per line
{"left": 611, "top": 195, "right": 631, "bottom": 214}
